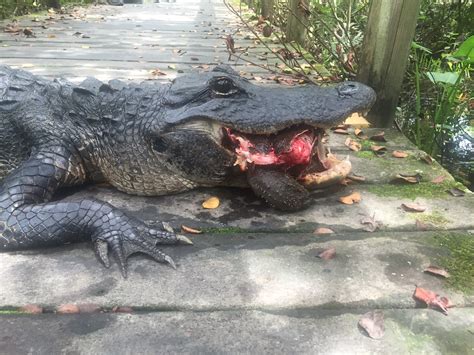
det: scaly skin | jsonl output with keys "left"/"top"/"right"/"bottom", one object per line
{"left": 0, "top": 64, "right": 375, "bottom": 277}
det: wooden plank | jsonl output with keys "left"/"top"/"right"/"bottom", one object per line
{"left": 357, "top": 0, "right": 421, "bottom": 127}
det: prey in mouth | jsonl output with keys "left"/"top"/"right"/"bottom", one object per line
{"left": 223, "top": 125, "right": 352, "bottom": 211}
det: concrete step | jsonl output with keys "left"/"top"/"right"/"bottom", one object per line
{"left": 1, "top": 309, "right": 473, "bottom": 354}
{"left": 1, "top": 231, "right": 472, "bottom": 309}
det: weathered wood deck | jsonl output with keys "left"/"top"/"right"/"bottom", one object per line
{"left": 1, "top": 2, "right": 473, "bottom": 353}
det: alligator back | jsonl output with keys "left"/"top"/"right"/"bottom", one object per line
{"left": 0, "top": 66, "right": 37, "bottom": 180}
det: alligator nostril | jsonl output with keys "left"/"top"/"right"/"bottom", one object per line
{"left": 338, "top": 82, "right": 358, "bottom": 95}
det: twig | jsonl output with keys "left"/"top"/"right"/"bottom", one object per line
{"left": 224, "top": 0, "right": 319, "bottom": 84}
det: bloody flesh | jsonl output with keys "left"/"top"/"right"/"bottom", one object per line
{"left": 224, "top": 126, "right": 322, "bottom": 173}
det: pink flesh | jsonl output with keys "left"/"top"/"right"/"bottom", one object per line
{"left": 226, "top": 128, "right": 315, "bottom": 171}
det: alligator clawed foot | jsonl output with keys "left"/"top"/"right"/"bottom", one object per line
{"left": 93, "top": 222, "right": 192, "bottom": 278}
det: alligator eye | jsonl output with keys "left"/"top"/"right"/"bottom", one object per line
{"left": 211, "top": 77, "right": 238, "bottom": 97}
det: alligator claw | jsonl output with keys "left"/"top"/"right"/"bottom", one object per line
{"left": 177, "top": 234, "right": 193, "bottom": 245}
{"left": 92, "top": 221, "right": 189, "bottom": 278}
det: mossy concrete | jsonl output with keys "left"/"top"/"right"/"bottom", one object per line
{"left": 1, "top": 309, "right": 473, "bottom": 354}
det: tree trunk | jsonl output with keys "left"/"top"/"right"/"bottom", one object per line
{"left": 357, "top": 0, "right": 421, "bottom": 127}
{"left": 285, "top": 0, "right": 309, "bottom": 45}
{"left": 45, "top": 0, "right": 61, "bottom": 9}
{"left": 261, "top": 0, "right": 274, "bottom": 19}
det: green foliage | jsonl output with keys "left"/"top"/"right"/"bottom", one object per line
{"left": 0, "top": 0, "right": 93, "bottom": 19}
{"left": 398, "top": 0, "right": 473, "bottom": 187}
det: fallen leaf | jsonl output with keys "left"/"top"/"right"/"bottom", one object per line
{"left": 333, "top": 128, "right": 349, "bottom": 135}
{"left": 358, "top": 310, "right": 385, "bottom": 339}
{"left": 112, "top": 306, "right": 133, "bottom": 313}
{"left": 181, "top": 225, "right": 203, "bottom": 234}
{"left": 392, "top": 150, "right": 408, "bottom": 158}
{"left": 371, "top": 145, "right": 387, "bottom": 154}
{"left": 47, "top": 34, "right": 56, "bottom": 38}
{"left": 81, "top": 45, "right": 90, "bottom": 49}
{"left": 354, "top": 128, "right": 363, "bottom": 137}
{"left": 369, "top": 131, "right": 387, "bottom": 142}
{"left": 168, "top": 64, "right": 176, "bottom": 70}
{"left": 23, "top": 28, "right": 35, "bottom": 37}
{"left": 360, "top": 214, "right": 381, "bottom": 232}
{"left": 339, "top": 191, "right": 361, "bottom": 205}
{"left": 314, "top": 227, "right": 334, "bottom": 235}
{"left": 431, "top": 175, "right": 446, "bottom": 184}
{"left": 190, "top": 57, "right": 199, "bottom": 61}
{"left": 57, "top": 304, "right": 80, "bottom": 314}
{"left": 413, "top": 286, "right": 453, "bottom": 315}
{"left": 317, "top": 247, "right": 336, "bottom": 260}
{"left": 202, "top": 196, "right": 220, "bottom": 209}
{"left": 150, "top": 69, "right": 166, "bottom": 76}
{"left": 401, "top": 203, "right": 426, "bottom": 212}
{"left": 424, "top": 265, "right": 450, "bottom": 278}
{"left": 415, "top": 219, "right": 430, "bottom": 231}
{"left": 347, "top": 173, "right": 366, "bottom": 182}
{"left": 394, "top": 173, "right": 422, "bottom": 184}
{"left": 421, "top": 155, "right": 434, "bottom": 165}
{"left": 78, "top": 303, "right": 101, "bottom": 313}
{"left": 448, "top": 188, "right": 465, "bottom": 197}
{"left": 19, "top": 304, "right": 43, "bottom": 314}
{"left": 344, "top": 137, "right": 361, "bottom": 152}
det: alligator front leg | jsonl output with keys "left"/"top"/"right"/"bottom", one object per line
{"left": 0, "top": 146, "right": 191, "bottom": 278}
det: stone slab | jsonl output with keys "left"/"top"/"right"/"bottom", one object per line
{"left": 71, "top": 181, "right": 474, "bottom": 233}
{"left": 1, "top": 231, "right": 472, "bottom": 308}
{"left": 1, "top": 309, "right": 473, "bottom": 354}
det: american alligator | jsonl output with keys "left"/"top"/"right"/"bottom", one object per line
{"left": 0, "top": 65, "right": 375, "bottom": 277}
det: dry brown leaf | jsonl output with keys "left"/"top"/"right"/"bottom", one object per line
{"left": 394, "top": 173, "right": 422, "bottom": 184}
{"left": 181, "top": 225, "right": 203, "bottom": 234}
{"left": 339, "top": 191, "right": 361, "bottom": 205}
{"left": 448, "top": 188, "right": 465, "bottom": 197}
{"left": 202, "top": 196, "right": 220, "bottom": 209}
{"left": 347, "top": 173, "right": 366, "bottom": 182}
{"left": 333, "top": 128, "right": 349, "bottom": 135}
{"left": 413, "top": 286, "right": 453, "bottom": 315}
{"left": 369, "top": 131, "right": 387, "bottom": 142}
{"left": 317, "top": 247, "right": 336, "bottom": 260}
{"left": 360, "top": 215, "right": 381, "bottom": 232}
{"left": 431, "top": 175, "right": 447, "bottom": 184}
{"left": 424, "top": 265, "right": 450, "bottom": 278}
{"left": 314, "top": 227, "right": 334, "bottom": 235}
{"left": 78, "top": 303, "right": 101, "bottom": 313}
{"left": 57, "top": 304, "right": 80, "bottom": 314}
{"left": 151, "top": 69, "right": 166, "bottom": 76}
{"left": 354, "top": 128, "right": 363, "bottom": 137}
{"left": 415, "top": 219, "right": 430, "bottom": 231}
{"left": 358, "top": 311, "right": 385, "bottom": 339}
{"left": 19, "top": 304, "right": 43, "bottom": 314}
{"left": 371, "top": 145, "right": 387, "bottom": 153}
{"left": 392, "top": 150, "right": 408, "bottom": 158}
{"left": 344, "top": 137, "right": 361, "bottom": 152}
{"left": 401, "top": 203, "right": 426, "bottom": 212}
{"left": 421, "top": 155, "right": 434, "bottom": 165}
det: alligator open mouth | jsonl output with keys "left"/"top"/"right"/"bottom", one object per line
{"left": 222, "top": 125, "right": 352, "bottom": 210}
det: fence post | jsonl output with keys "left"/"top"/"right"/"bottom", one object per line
{"left": 261, "top": 0, "right": 274, "bottom": 19}
{"left": 286, "top": 0, "right": 309, "bottom": 44}
{"left": 357, "top": 0, "right": 421, "bottom": 127}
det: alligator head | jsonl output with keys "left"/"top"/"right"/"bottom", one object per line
{"left": 152, "top": 65, "right": 375, "bottom": 211}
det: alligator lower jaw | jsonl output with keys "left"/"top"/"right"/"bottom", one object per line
{"left": 223, "top": 125, "right": 352, "bottom": 209}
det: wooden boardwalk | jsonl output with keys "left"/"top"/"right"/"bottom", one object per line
{"left": 0, "top": 0, "right": 278, "bottom": 82}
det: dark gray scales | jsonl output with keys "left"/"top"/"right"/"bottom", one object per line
{"left": 0, "top": 64, "right": 375, "bottom": 277}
